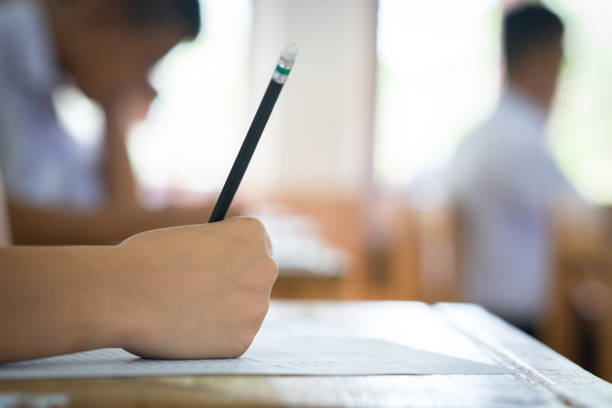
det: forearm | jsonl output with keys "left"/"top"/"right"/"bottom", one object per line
{"left": 7, "top": 201, "right": 148, "bottom": 245}
{"left": 8, "top": 200, "right": 216, "bottom": 245}
{"left": 0, "top": 245, "right": 129, "bottom": 363}
{"left": 102, "top": 112, "right": 138, "bottom": 209}
{"left": 0, "top": 219, "right": 277, "bottom": 363}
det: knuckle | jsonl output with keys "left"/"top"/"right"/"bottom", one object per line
{"left": 242, "top": 217, "right": 265, "bottom": 233}
{"left": 246, "top": 219, "right": 269, "bottom": 247}
{"left": 265, "top": 256, "right": 279, "bottom": 281}
{"left": 249, "top": 296, "right": 269, "bottom": 320}
{"left": 244, "top": 298, "right": 268, "bottom": 329}
{"left": 251, "top": 256, "right": 278, "bottom": 288}
{"left": 230, "top": 218, "right": 269, "bottom": 250}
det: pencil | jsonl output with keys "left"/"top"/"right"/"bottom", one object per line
{"left": 209, "top": 44, "right": 298, "bottom": 223}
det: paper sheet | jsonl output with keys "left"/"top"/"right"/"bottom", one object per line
{"left": 0, "top": 334, "right": 510, "bottom": 380}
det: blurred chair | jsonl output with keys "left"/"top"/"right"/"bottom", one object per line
{"left": 385, "top": 199, "right": 459, "bottom": 303}
{"left": 382, "top": 200, "right": 421, "bottom": 300}
{"left": 256, "top": 193, "right": 374, "bottom": 300}
{"left": 543, "top": 205, "right": 612, "bottom": 381}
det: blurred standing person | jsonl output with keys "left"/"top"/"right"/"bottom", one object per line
{"left": 0, "top": 0, "right": 220, "bottom": 245}
{"left": 448, "top": 5, "right": 577, "bottom": 334}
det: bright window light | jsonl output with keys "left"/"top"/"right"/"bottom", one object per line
{"left": 544, "top": 0, "right": 612, "bottom": 204}
{"left": 127, "top": 0, "right": 253, "bottom": 195}
{"left": 375, "top": 0, "right": 612, "bottom": 204}
{"left": 374, "top": 0, "right": 502, "bottom": 189}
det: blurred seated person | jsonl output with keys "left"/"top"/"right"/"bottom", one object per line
{"left": 0, "top": 0, "right": 225, "bottom": 245}
{"left": 448, "top": 5, "right": 580, "bottom": 334}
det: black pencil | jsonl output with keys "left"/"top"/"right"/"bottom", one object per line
{"left": 209, "top": 45, "right": 298, "bottom": 223}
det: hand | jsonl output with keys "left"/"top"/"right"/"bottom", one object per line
{"left": 115, "top": 217, "right": 277, "bottom": 359}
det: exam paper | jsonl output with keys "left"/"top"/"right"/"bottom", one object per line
{"left": 0, "top": 334, "right": 510, "bottom": 380}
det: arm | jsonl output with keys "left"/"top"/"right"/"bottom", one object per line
{"left": 0, "top": 217, "right": 277, "bottom": 363}
{"left": 7, "top": 199, "right": 216, "bottom": 245}
{"left": 8, "top": 108, "right": 238, "bottom": 245}
{"left": 0, "top": 245, "right": 122, "bottom": 361}
{"left": 101, "top": 108, "right": 139, "bottom": 210}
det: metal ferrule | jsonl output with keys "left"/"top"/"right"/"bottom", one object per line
{"left": 272, "top": 56, "right": 295, "bottom": 84}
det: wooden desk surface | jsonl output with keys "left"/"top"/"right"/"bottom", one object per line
{"left": 1, "top": 301, "right": 611, "bottom": 408}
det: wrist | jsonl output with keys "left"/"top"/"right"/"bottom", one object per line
{"left": 76, "top": 245, "right": 136, "bottom": 350}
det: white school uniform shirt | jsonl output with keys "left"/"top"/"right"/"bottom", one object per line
{"left": 0, "top": 0, "right": 103, "bottom": 210}
{"left": 447, "top": 87, "right": 575, "bottom": 324}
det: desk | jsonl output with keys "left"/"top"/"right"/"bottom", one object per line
{"left": 1, "top": 301, "right": 610, "bottom": 407}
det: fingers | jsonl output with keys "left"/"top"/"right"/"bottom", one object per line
{"left": 121, "top": 216, "right": 276, "bottom": 354}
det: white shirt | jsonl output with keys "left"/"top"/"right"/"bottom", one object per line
{"left": 448, "top": 88, "right": 575, "bottom": 324}
{"left": 0, "top": 0, "right": 103, "bottom": 210}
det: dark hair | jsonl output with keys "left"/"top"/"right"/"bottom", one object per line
{"left": 503, "top": 4, "right": 564, "bottom": 71}
{"left": 125, "top": 0, "right": 201, "bottom": 39}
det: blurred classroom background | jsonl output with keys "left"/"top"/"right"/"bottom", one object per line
{"left": 49, "top": 0, "right": 612, "bottom": 381}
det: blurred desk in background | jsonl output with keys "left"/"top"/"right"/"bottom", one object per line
{"left": 256, "top": 194, "right": 377, "bottom": 300}
{"left": 546, "top": 205, "right": 612, "bottom": 381}
{"left": 257, "top": 213, "right": 346, "bottom": 299}
{"left": 1, "top": 301, "right": 611, "bottom": 407}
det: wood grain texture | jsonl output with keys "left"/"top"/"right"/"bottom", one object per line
{"left": 1, "top": 301, "right": 610, "bottom": 408}
{"left": 434, "top": 302, "right": 612, "bottom": 408}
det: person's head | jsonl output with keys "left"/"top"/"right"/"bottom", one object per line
{"left": 503, "top": 4, "right": 564, "bottom": 110}
{"left": 46, "top": 0, "right": 200, "bottom": 121}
